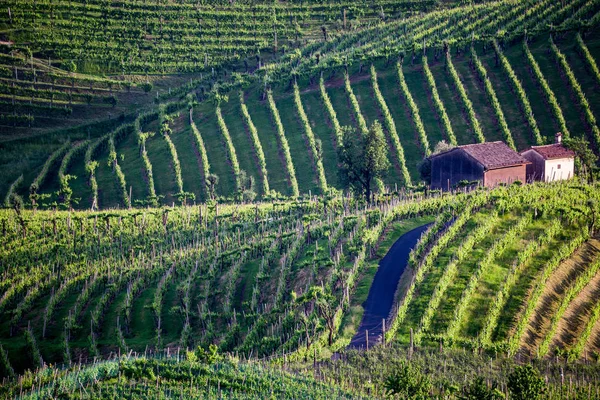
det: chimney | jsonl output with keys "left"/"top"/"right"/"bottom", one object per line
{"left": 555, "top": 132, "right": 562, "bottom": 144}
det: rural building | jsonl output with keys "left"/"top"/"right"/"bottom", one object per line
{"left": 520, "top": 133, "right": 575, "bottom": 182}
{"left": 430, "top": 141, "right": 530, "bottom": 191}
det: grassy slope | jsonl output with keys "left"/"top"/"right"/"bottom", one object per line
{"left": 192, "top": 104, "right": 236, "bottom": 197}
{"left": 351, "top": 67, "right": 401, "bottom": 187}
{"left": 115, "top": 129, "right": 148, "bottom": 205}
{"left": 273, "top": 90, "right": 319, "bottom": 194}
{"left": 374, "top": 66, "right": 422, "bottom": 182}
{"left": 451, "top": 52, "right": 504, "bottom": 143}
{"left": 5, "top": 33, "right": 600, "bottom": 205}
{"left": 145, "top": 129, "right": 178, "bottom": 206}
{"left": 243, "top": 88, "right": 291, "bottom": 196}
{"left": 403, "top": 61, "right": 447, "bottom": 148}
{"left": 300, "top": 85, "right": 342, "bottom": 189}
{"left": 169, "top": 114, "right": 205, "bottom": 201}
{"left": 221, "top": 95, "right": 263, "bottom": 196}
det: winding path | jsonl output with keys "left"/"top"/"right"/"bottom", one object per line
{"left": 348, "top": 223, "right": 432, "bottom": 349}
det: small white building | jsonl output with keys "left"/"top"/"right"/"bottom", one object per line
{"left": 520, "top": 133, "right": 575, "bottom": 182}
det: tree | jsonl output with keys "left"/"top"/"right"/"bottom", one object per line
{"left": 507, "top": 365, "right": 546, "bottom": 400}
{"left": 206, "top": 173, "right": 219, "bottom": 200}
{"left": 304, "top": 286, "right": 337, "bottom": 346}
{"left": 563, "top": 137, "right": 598, "bottom": 182}
{"left": 237, "top": 170, "right": 256, "bottom": 203}
{"left": 291, "top": 290, "right": 320, "bottom": 350}
{"left": 338, "top": 121, "right": 390, "bottom": 201}
{"left": 384, "top": 361, "right": 431, "bottom": 399}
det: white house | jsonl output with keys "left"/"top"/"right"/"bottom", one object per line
{"left": 520, "top": 133, "right": 575, "bottom": 182}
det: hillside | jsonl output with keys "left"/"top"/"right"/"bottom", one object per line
{"left": 1, "top": 0, "right": 600, "bottom": 206}
{"left": 2, "top": 1, "right": 600, "bottom": 398}
{"left": 0, "top": 182, "right": 597, "bottom": 376}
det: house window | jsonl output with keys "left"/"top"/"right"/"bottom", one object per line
{"left": 557, "top": 164, "right": 561, "bottom": 169}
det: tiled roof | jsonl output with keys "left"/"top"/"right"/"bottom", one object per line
{"left": 525, "top": 143, "right": 576, "bottom": 160}
{"left": 458, "top": 141, "right": 530, "bottom": 170}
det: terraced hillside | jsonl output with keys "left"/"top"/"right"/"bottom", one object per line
{"left": 1, "top": 0, "right": 599, "bottom": 205}
{"left": 385, "top": 182, "right": 600, "bottom": 359}
{"left": 0, "top": 182, "right": 597, "bottom": 377}
{"left": 0, "top": 0, "right": 439, "bottom": 136}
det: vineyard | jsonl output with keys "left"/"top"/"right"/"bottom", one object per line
{"left": 0, "top": 182, "right": 599, "bottom": 398}
{"left": 2, "top": 0, "right": 600, "bottom": 205}
{"left": 2, "top": 0, "right": 600, "bottom": 398}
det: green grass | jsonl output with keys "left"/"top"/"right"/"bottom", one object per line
{"left": 458, "top": 220, "right": 546, "bottom": 339}
{"left": 95, "top": 150, "right": 121, "bottom": 209}
{"left": 374, "top": 65, "right": 422, "bottom": 182}
{"left": 115, "top": 128, "right": 148, "bottom": 205}
{"left": 430, "top": 58, "right": 475, "bottom": 145}
{"left": 221, "top": 95, "right": 263, "bottom": 196}
{"left": 243, "top": 89, "right": 291, "bottom": 196}
{"left": 161, "top": 281, "right": 183, "bottom": 347}
{"left": 451, "top": 52, "right": 504, "bottom": 143}
{"left": 127, "top": 286, "right": 158, "bottom": 350}
{"left": 395, "top": 217, "right": 478, "bottom": 342}
{"left": 403, "top": 61, "right": 447, "bottom": 148}
{"left": 502, "top": 41, "right": 561, "bottom": 144}
{"left": 479, "top": 50, "right": 533, "bottom": 150}
{"left": 192, "top": 104, "right": 236, "bottom": 198}
{"left": 169, "top": 115, "right": 205, "bottom": 202}
{"left": 234, "top": 259, "right": 261, "bottom": 310}
{"left": 145, "top": 131, "right": 178, "bottom": 206}
{"left": 529, "top": 35, "right": 588, "bottom": 142}
{"left": 492, "top": 228, "right": 577, "bottom": 342}
{"left": 351, "top": 70, "right": 401, "bottom": 187}
{"left": 431, "top": 215, "right": 515, "bottom": 333}
{"left": 300, "top": 86, "right": 342, "bottom": 189}
{"left": 272, "top": 91, "right": 319, "bottom": 195}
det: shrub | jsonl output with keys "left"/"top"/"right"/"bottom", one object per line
{"left": 384, "top": 361, "right": 431, "bottom": 399}
{"left": 507, "top": 365, "right": 546, "bottom": 400}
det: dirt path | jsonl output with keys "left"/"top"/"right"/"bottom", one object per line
{"left": 519, "top": 238, "right": 600, "bottom": 356}
{"left": 348, "top": 223, "right": 431, "bottom": 349}
{"left": 551, "top": 239, "right": 600, "bottom": 353}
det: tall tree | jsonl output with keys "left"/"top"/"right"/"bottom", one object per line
{"left": 563, "top": 137, "right": 598, "bottom": 182}
{"left": 338, "top": 121, "right": 390, "bottom": 201}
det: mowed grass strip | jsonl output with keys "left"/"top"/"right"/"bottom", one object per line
{"left": 375, "top": 64, "right": 422, "bottom": 182}
{"left": 452, "top": 52, "right": 503, "bottom": 143}
{"left": 243, "top": 89, "right": 292, "bottom": 196}
{"left": 145, "top": 126, "right": 178, "bottom": 205}
{"left": 222, "top": 94, "right": 263, "bottom": 196}
{"left": 192, "top": 104, "right": 236, "bottom": 197}
{"left": 169, "top": 115, "right": 205, "bottom": 202}
{"left": 271, "top": 91, "right": 315, "bottom": 195}
{"left": 301, "top": 85, "right": 341, "bottom": 189}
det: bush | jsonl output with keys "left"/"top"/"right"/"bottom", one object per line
{"left": 507, "top": 365, "right": 546, "bottom": 400}
{"left": 194, "top": 344, "right": 221, "bottom": 365}
{"left": 141, "top": 82, "right": 153, "bottom": 93}
{"left": 461, "top": 376, "right": 503, "bottom": 400}
{"left": 384, "top": 361, "right": 431, "bottom": 399}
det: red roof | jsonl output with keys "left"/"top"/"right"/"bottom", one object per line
{"left": 524, "top": 143, "right": 575, "bottom": 160}
{"left": 458, "top": 141, "right": 529, "bottom": 170}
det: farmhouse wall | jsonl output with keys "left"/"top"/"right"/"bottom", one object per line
{"left": 483, "top": 165, "right": 527, "bottom": 187}
{"left": 430, "top": 149, "right": 484, "bottom": 190}
{"left": 521, "top": 149, "right": 545, "bottom": 182}
{"left": 543, "top": 157, "right": 574, "bottom": 182}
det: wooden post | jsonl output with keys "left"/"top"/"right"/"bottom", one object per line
{"left": 409, "top": 328, "right": 414, "bottom": 360}
{"left": 366, "top": 330, "right": 369, "bottom": 350}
